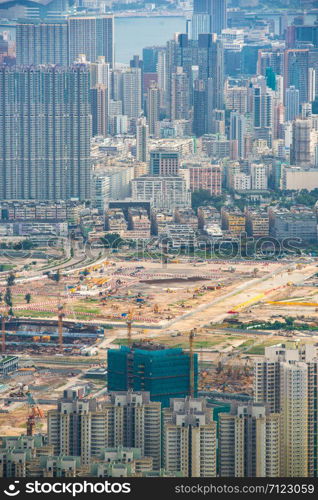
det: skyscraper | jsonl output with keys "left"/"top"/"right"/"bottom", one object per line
{"left": 284, "top": 49, "right": 309, "bottom": 105}
{"left": 68, "top": 15, "right": 114, "bottom": 67}
{"left": 170, "top": 67, "right": 190, "bottom": 120}
{"left": 193, "top": 79, "right": 207, "bottom": 137}
{"left": 191, "top": 13, "right": 211, "bottom": 40}
{"left": 48, "top": 390, "right": 161, "bottom": 469}
{"left": 254, "top": 344, "right": 318, "bottom": 477}
{"left": 147, "top": 82, "right": 160, "bottom": 136}
{"left": 219, "top": 404, "right": 281, "bottom": 477}
{"left": 163, "top": 397, "right": 217, "bottom": 477}
{"left": 230, "top": 110, "right": 247, "bottom": 159}
{"left": 290, "top": 118, "right": 312, "bottom": 166}
{"left": 89, "top": 56, "right": 110, "bottom": 88}
{"left": 252, "top": 81, "right": 274, "bottom": 144}
{"left": 91, "top": 84, "right": 109, "bottom": 137}
{"left": 192, "top": 0, "right": 227, "bottom": 37}
{"left": 209, "top": 0, "right": 227, "bottom": 35}
{"left": 285, "top": 85, "right": 300, "bottom": 121}
{"left": 122, "top": 67, "right": 142, "bottom": 120}
{"left": 136, "top": 118, "right": 149, "bottom": 162}
{"left": 0, "top": 65, "right": 91, "bottom": 200}
{"left": 198, "top": 34, "right": 224, "bottom": 111}
{"left": 16, "top": 21, "right": 69, "bottom": 66}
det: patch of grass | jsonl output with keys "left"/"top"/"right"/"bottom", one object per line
{"left": 239, "top": 339, "right": 255, "bottom": 349}
{"left": 15, "top": 310, "right": 57, "bottom": 319}
{"left": 113, "top": 339, "right": 130, "bottom": 345}
{"left": 73, "top": 306, "right": 100, "bottom": 314}
{"left": 0, "top": 263, "right": 16, "bottom": 271}
{"left": 247, "top": 339, "right": 281, "bottom": 355}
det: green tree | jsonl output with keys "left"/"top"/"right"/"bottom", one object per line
{"left": 25, "top": 293, "right": 32, "bottom": 304}
{"left": 100, "top": 233, "right": 123, "bottom": 249}
{"left": 4, "top": 288, "right": 12, "bottom": 307}
{"left": 6, "top": 272, "right": 15, "bottom": 287}
{"left": 191, "top": 190, "right": 226, "bottom": 211}
{"left": 52, "top": 270, "right": 60, "bottom": 282}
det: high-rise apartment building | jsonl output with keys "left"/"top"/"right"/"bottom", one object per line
{"left": 254, "top": 343, "right": 318, "bottom": 477}
{"left": 219, "top": 404, "right": 281, "bottom": 477}
{"left": 91, "top": 84, "right": 109, "bottom": 137}
{"left": 16, "top": 21, "right": 69, "bottom": 66}
{"left": 48, "top": 390, "right": 161, "bottom": 469}
{"left": 122, "top": 68, "right": 142, "bottom": 120}
{"left": 68, "top": 15, "right": 114, "bottom": 67}
{"left": 0, "top": 65, "right": 91, "bottom": 201}
{"left": 89, "top": 56, "right": 110, "bottom": 88}
{"left": 230, "top": 111, "right": 247, "bottom": 159}
{"left": 250, "top": 163, "right": 268, "bottom": 190}
{"left": 16, "top": 17, "right": 114, "bottom": 68}
{"left": 285, "top": 85, "right": 300, "bottom": 122}
{"left": 136, "top": 118, "right": 149, "bottom": 162}
{"left": 147, "top": 82, "right": 160, "bottom": 136}
{"left": 290, "top": 118, "right": 312, "bottom": 166}
{"left": 163, "top": 397, "right": 217, "bottom": 477}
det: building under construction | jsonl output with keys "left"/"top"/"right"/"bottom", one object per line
{"left": 107, "top": 343, "right": 198, "bottom": 407}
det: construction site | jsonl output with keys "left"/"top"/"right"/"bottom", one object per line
{"left": 0, "top": 254, "right": 317, "bottom": 436}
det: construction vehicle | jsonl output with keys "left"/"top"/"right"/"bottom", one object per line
{"left": 26, "top": 391, "right": 44, "bottom": 436}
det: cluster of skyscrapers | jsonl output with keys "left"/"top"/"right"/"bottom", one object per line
{"left": 1, "top": 2, "right": 318, "bottom": 204}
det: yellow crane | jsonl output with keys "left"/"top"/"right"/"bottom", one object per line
{"left": 127, "top": 309, "right": 134, "bottom": 346}
{"left": 57, "top": 304, "right": 65, "bottom": 351}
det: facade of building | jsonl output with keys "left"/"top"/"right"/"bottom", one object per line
{"left": 0, "top": 65, "right": 91, "bottom": 201}
{"left": 163, "top": 398, "right": 217, "bottom": 477}
{"left": 16, "top": 21, "right": 69, "bottom": 66}
{"left": 107, "top": 344, "right": 198, "bottom": 407}
{"left": 188, "top": 165, "right": 222, "bottom": 195}
{"left": 68, "top": 15, "right": 114, "bottom": 67}
{"left": 254, "top": 344, "right": 318, "bottom": 477}
{"left": 269, "top": 207, "right": 317, "bottom": 242}
{"left": 47, "top": 391, "right": 161, "bottom": 470}
{"left": 219, "top": 404, "right": 280, "bottom": 477}
{"left": 131, "top": 176, "right": 191, "bottom": 210}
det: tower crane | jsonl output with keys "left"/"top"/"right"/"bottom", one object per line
{"left": 189, "top": 328, "right": 197, "bottom": 398}
{"left": 126, "top": 308, "right": 133, "bottom": 346}
{"left": 26, "top": 391, "right": 44, "bottom": 436}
